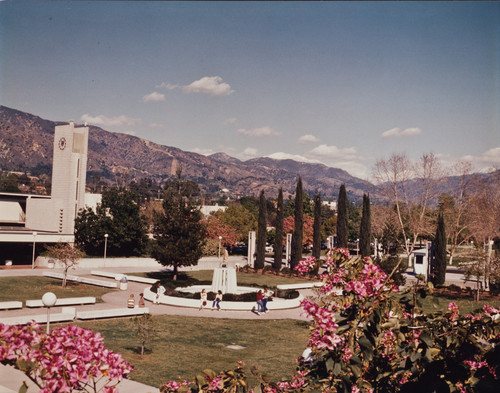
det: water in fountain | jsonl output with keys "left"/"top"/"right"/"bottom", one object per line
{"left": 177, "top": 266, "right": 257, "bottom": 295}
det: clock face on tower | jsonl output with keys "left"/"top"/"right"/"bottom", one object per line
{"left": 58, "top": 137, "right": 67, "bottom": 150}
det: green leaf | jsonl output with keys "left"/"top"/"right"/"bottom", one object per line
{"left": 350, "top": 364, "right": 361, "bottom": 378}
{"left": 202, "top": 369, "right": 216, "bottom": 378}
{"left": 18, "top": 382, "right": 28, "bottom": 393}
{"left": 359, "top": 337, "right": 373, "bottom": 350}
{"left": 325, "top": 357, "right": 334, "bottom": 372}
{"left": 333, "top": 362, "right": 342, "bottom": 376}
{"left": 420, "top": 331, "right": 432, "bottom": 347}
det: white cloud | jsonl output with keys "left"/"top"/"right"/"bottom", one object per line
{"left": 304, "top": 144, "right": 369, "bottom": 178}
{"left": 80, "top": 114, "right": 140, "bottom": 127}
{"left": 190, "top": 147, "right": 215, "bottom": 156}
{"left": 156, "top": 82, "right": 178, "bottom": 90}
{"left": 240, "top": 147, "right": 258, "bottom": 159}
{"left": 237, "top": 126, "right": 281, "bottom": 137}
{"left": 298, "top": 134, "right": 320, "bottom": 144}
{"left": 150, "top": 123, "right": 166, "bottom": 129}
{"left": 267, "top": 152, "right": 320, "bottom": 164}
{"left": 459, "top": 147, "right": 500, "bottom": 173}
{"left": 158, "top": 76, "right": 234, "bottom": 96}
{"left": 224, "top": 117, "right": 238, "bottom": 125}
{"left": 381, "top": 127, "right": 422, "bottom": 138}
{"left": 306, "top": 144, "right": 358, "bottom": 160}
{"left": 142, "top": 92, "right": 165, "bottom": 102}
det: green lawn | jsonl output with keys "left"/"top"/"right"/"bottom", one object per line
{"left": 74, "top": 315, "right": 310, "bottom": 389}
{"left": 0, "top": 276, "right": 115, "bottom": 302}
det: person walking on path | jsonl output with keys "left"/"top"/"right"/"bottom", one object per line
{"left": 212, "top": 290, "right": 223, "bottom": 311}
{"left": 256, "top": 290, "right": 264, "bottom": 315}
{"left": 154, "top": 282, "right": 166, "bottom": 305}
{"left": 199, "top": 289, "right": 207, "bottom": 310}
{"left": 262, "top": 287, "right": 271, "bottom": 313}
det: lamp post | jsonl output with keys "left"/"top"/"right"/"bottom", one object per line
{"left": 218, "top": 236, "right": 222, "bottom": 259}
{"left": 104, "top": 234, "right": 108, "bottom": 259}
{"left": 42, "top": 292, "right": 57, "bottom": 334}
{"left": 31, "top": 232, "right": 37, "bottom": 269}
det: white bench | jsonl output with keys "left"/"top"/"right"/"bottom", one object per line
{"left": 91, "top": 270, "right": 158, "bottom": 284}
{"left": 0, "top": 301, "right": 23, "bottom": 310}
{"left": 277, "top": 282, "right": 323, "bottom": 290}
{"left": 76, "top": 307, "right": 150, "bottom": 320}
{"left": 43, "top": 272, "right": 118, "bottom": 288}
{"left": 0, "top": 307, "right": 76, "bottom": 326}
{"left": 26, "top": 297, "right": 96, "bottom": 308}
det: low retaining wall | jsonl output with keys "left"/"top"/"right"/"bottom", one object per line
{"left": 36, "top": 256, "right": 164, "bottom": 269}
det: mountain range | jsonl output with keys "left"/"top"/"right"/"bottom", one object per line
{"left": 0, "top": 105, "right": 378, "bottom": 202}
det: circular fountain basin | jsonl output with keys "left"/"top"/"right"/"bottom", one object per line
{"left": 176, "top": 285, "right": 259, "bottom": 295}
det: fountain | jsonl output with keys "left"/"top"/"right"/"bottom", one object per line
{"left": 176, "top": 266, "right": 258, "bottom": 295}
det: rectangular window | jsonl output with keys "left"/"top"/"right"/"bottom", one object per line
{"left": 415, "top": 255, "right": 424, "bottom": 264}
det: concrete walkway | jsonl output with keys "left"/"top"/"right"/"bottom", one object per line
{"left": 0, "top": 258, "right": 309, "bottom": 393}
{"left": 0, "top": 257, "right": 478, "bottom": 393}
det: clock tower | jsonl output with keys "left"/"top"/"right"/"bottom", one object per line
{"left": 51, "top": 122, "right": 89, "bottom": 234}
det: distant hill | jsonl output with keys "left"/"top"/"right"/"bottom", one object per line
{"left": 9, "top": 105, "right": 481, "bottom": 203}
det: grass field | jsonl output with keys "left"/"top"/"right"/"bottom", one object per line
{"left": 0, "top": 276, "right": 114, "bottom": 302}
{"left": 74, "top": 315, "right": 310, "bottom": 388}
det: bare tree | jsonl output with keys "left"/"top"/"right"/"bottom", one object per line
{"left": 45, "top": 243, "right": 85, "bottom": 287}
{"left": 373, "top": 153, "right": 443, "bottom": 267}
{"left": 464, "top": 171, "right": 500, "bottom": 289}
{"left": 440, "top": 161, "right": 474, "bottom": 265}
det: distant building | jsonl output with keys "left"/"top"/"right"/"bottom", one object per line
{"left": 0, "top": 122, "right": 90, "bottom": 265}
{"left": 323, "top": 201, "right": 337, "bottom": 212}
{"left": 200, "top": 204, "right": 227, "bottom": 217}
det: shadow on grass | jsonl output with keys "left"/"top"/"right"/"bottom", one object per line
{"left": 125, "top": 346, "right": 153, "bottom": 355}
{"left": 145, "top": 271, "right": 211, "bottom": 289}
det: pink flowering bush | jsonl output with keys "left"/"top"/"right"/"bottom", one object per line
{"left": 0, "top": 322, "right": 133, "bottom": 392}
{"left": 162, "top": 248, "right": 499, "bottom": 393}
{"left": 291, "top": 249, "right": 500, "bottom": 393}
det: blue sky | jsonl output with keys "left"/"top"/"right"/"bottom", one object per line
{"left": 1, "top": 1, "right": 499, "bottom": 179}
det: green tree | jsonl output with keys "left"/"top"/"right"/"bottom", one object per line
{"left": 75, "top": 188, "right": 148, "bottom": 256}
{"left": 336, "top": 184, "right": 348, "bottom": 248}
{"left": 151, "top": 171, "right": 206, "bottom": 280}
{"left": 212, "top": 204, "right": 257, "bottom": 242}
{"left": 359, "top": 193, "right": 371, "bottom": 257}
{"left": 255, "top": 190, "right": 267, "bottom": 269}
{"left": 273, "top": 188, "right": 284, "bottom": 271}
{"left": 312, "top": 193, "right": 322, "bottom": 260}
{"left": 432, "top": 212, "right": 447, "bottom": 285}
{"left": 290, "top": 177, "right": 304, "bottom": 269}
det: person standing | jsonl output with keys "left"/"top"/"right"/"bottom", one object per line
{"left": 212, "top": 290, "right": 223, "bottom": 311}
{"left": 199, "top": 289, "right": 207, "bottom": 310}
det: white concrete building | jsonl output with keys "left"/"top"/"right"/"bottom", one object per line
{"left": 0, "top": 122, "right": 90, "bottom": 265}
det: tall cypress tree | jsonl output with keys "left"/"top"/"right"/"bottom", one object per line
{"left": 255, "top": 190, "right": 267, "bottom": 269}
{"left": 291, "top": 177, "right": 304, "bottom": 269}
{"left": 312, "top": 193, "right": 322, "bottom": 260}
{"left": 336, "top": 184, "right": 349, "bottom": 248}
{"left": 359, "top": 193, "right": 371, "bottom": 257}
{"left": 432, "top": 212, "right": 447, "bottom": 285}
{"left": 273, "top": 187, "right": 284, "bottom": 271}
